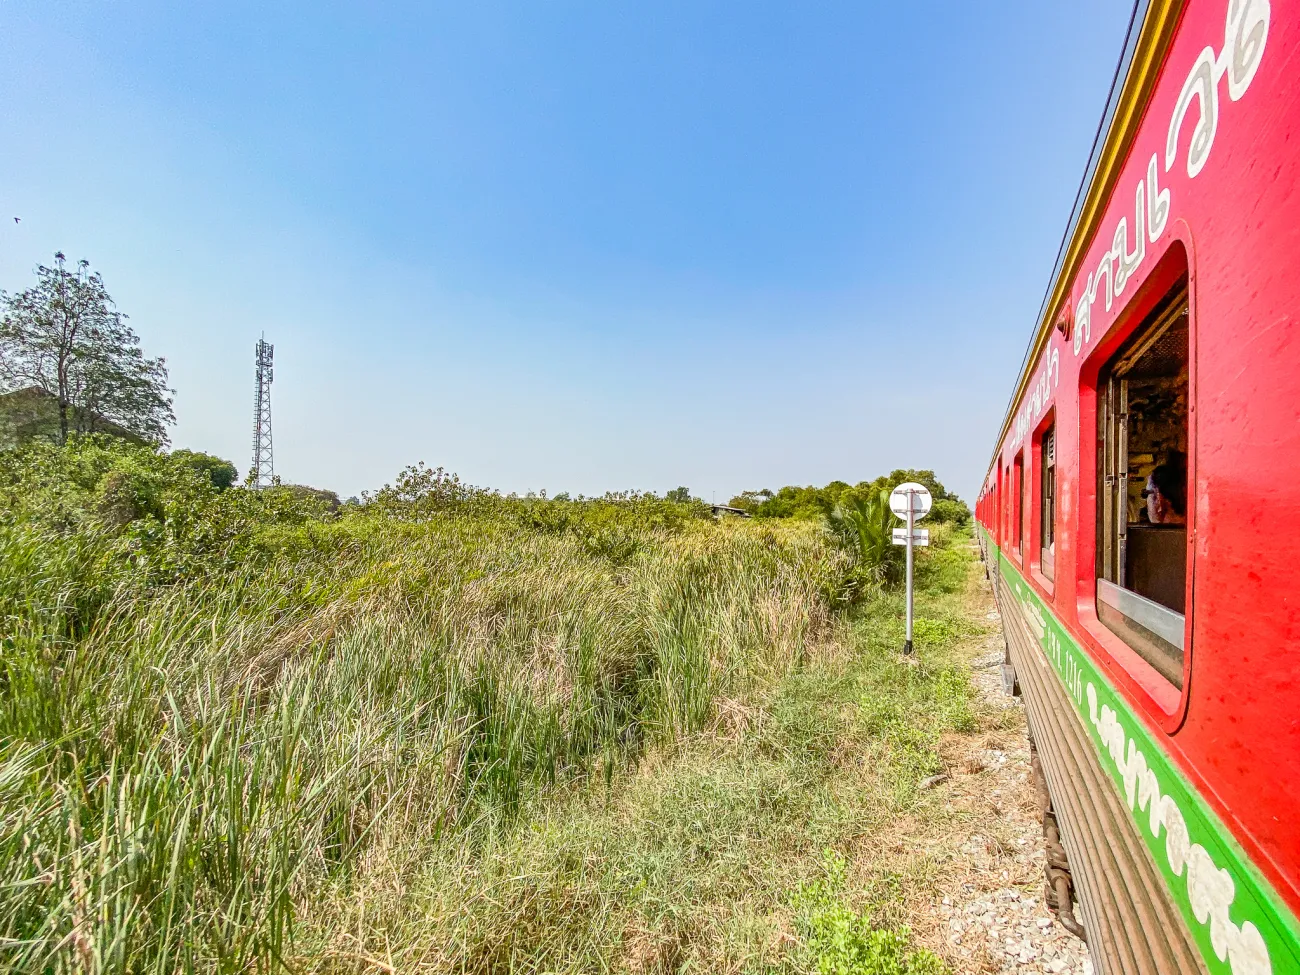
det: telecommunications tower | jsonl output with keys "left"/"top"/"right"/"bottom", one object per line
{"left": 250, "top": 337, "right": 274, "bottom": 487}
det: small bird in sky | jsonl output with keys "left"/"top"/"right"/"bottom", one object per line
{"left": 12, "top": 217, "right": 19, "bottom": 224}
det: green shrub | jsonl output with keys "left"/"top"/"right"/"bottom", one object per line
{"left": 927, "top": 498, "right": 969, "bottom": 525}
{"left": 169, "top": 449, "right": 238, "bottom": 489}
{"left": 791, "top": 852, "right": 946, "bottom": 975}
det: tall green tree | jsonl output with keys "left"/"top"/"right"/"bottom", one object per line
{"left": 862, "top": 469, "right": 957, "bottom": 502}
{"left": 170, "top": 449, "right": 238, "bottom": 490}
{"left": 862, "top": 470, "right": 969, "bottom": 524}
{"left": 0, "top": 253, "right": 174, "bottom": 444}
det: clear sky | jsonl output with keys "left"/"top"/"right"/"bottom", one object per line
{"left": 1, "top": 1, "right": 1134, "bottom": 502}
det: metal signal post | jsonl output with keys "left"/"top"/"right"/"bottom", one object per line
{"left": 890, "top": 483, "right": 932, "bottom": 655}
{"left": 906, "top": 498, "right": 915, "bottom": 652}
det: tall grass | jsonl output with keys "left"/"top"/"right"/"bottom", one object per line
{"left": 285, "top": 533, "right": 980, "bottom": 973}
{"left": 0, "top": 457, "right": 848, "bottom": 973}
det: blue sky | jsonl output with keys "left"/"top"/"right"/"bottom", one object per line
{"left": 1, "top": 1, "right": 1133, "bottom": 502}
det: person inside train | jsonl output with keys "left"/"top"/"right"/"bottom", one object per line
{"left": 1143, "top": 453, "right": 1187, "bottom": 526}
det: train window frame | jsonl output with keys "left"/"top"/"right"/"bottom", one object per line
{"left": 1006, "top": 466, "right": 1012, "bottom": 549}
{"left": 1031, "top": 412, "right": 1056, "bottom": 591}
{"left": 1001, "top": 464, "right": 1010, "bottom": 549}
{"left": 1012, "top": 453, "right": 1025, "bottom": 562}
{"left": 1075, "top": 240, "right": 1194, "bottom": 725}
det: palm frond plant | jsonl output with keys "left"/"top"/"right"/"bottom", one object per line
{"left": 828, "top": 490, "right": 904, "bottom": 594}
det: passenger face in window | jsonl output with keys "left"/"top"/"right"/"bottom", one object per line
{"left": 1144, "top": 457, "right": 1187, "bottom": 525}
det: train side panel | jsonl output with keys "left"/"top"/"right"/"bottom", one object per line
{"left": 979, "top": 0, "right": 1300, "bottom": 970}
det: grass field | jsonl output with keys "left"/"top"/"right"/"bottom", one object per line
{"left": 0, "top": 440, "right": 982, "bottom": 974}
{"left": 315, "top": 564, "right": 983, "bottom": 975}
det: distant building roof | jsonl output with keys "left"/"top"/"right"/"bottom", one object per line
{"left": 708, "top": 503, "right": 751, "bottom": 517}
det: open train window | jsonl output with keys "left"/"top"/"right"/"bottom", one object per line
{"left": 1039, "top": 423, "right": 1056, "bottom": 581}
{"left": 1096, "top": 282, "right": 1189, "bottom": 688}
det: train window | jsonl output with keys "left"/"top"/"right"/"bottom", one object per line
{"left": 1002, "top": 466, "right": 1009, "bottom": 544}
{"left": 1013, "top": 452, "right": 1025, "bottom": 555}
{"left": 1096, "top": 282, "right": 1189, "bottom": 687}
{"left": 1039, "top": 424, "right": 1056, "bottom": 581}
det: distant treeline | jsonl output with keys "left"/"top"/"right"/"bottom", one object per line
{"left": 729, "top": 469, "right": 970, "bottom": 524}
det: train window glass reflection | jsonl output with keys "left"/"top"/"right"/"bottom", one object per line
{"left": 1040, "top": 424, "right": 1056, "bottom": 581}
{"left": 1096, "top": 282, "right": 1189, "bottom": 688}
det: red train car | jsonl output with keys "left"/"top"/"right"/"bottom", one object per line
{"left": 976, "top": 1, "right": 1300, "bottom": 972}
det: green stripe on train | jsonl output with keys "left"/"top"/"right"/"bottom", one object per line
{"left": 981, "top": 529, "right": 1300, "bottom": 975}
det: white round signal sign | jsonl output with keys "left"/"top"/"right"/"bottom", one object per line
{"left": 889, "top": 483, "right": 932, "bottom": 521}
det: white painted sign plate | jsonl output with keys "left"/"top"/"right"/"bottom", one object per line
{"left": 892, "top": 528, "right": 929, "bottom": 546}
{"left": 890, "top": 483, "right": 932, "bottom": 521}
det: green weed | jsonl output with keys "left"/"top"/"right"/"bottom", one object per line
{"left": 788, "top": 852, "right": 946, "bottom": 975}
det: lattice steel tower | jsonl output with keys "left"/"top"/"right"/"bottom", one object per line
{"left": 250, "top": 337, "right": 274, "bottom": 487}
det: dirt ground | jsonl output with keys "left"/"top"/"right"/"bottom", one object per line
{"left": 904, "top": 553, "right": 1094, "bottom": 975}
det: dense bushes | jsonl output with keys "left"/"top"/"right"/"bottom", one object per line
{"left": 0, "top": 438, "right": 334, "bottom": 628}
{"left": 730, "top": 469, "right": 970, "bottom": 525}
{"left": 0, "top": 437, "right": 851, "bottom": 973}
{"left": 168, "top": 449, "right": 239, "bottom": 489}
{"left": 0, "top": 437, "right": 972, "bottom": 972}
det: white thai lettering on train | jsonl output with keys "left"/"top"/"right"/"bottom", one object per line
{"left": 1072, "top": 1, "right": 1269, "bottom": 359}
{"left": 1086, "top": 683, "right": 1272, "bottom": 974}
{"left": 1147, "top": 153, "right": 1170, "bottom": 242}
{"left": 1008, "top": 346, "right": 1059, "bottom": 449}
{"left": 1223, "top": 0, "right": 1269, "bottom": 99}
{"left": 1168, "top": 46, "right": 1220, "bottom": 180}
{"left": 1112, "top": 179, "right": 1146, "bottom": 297}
